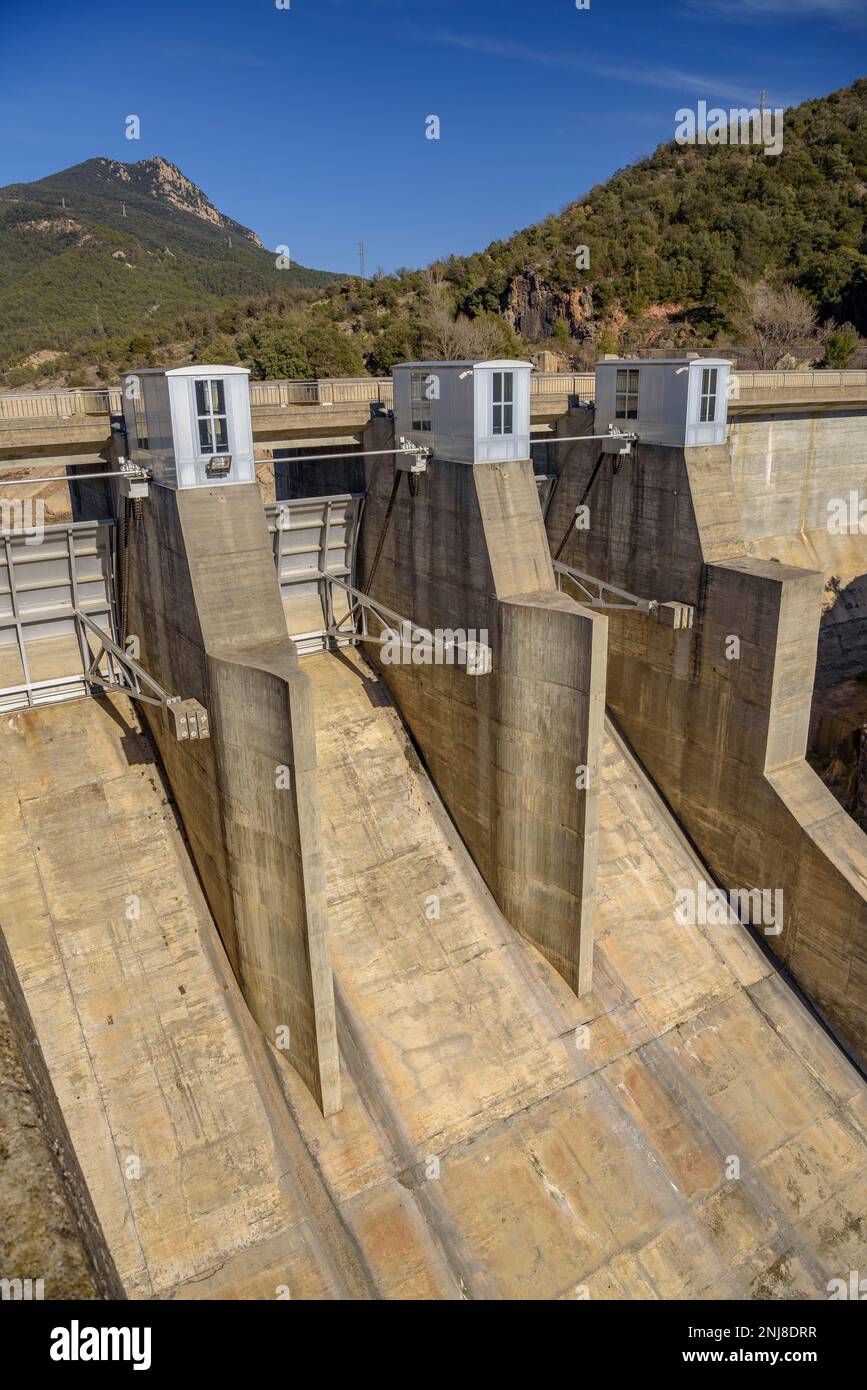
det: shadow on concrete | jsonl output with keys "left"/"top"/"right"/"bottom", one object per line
{"left": 328, "top": 644, "right": 392, "bottom": 707}
{"left": 93, "top": 694, "right": 152, "bottom": 766}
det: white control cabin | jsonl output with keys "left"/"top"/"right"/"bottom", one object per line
{"left": 393, "top": 360, "right": 532, "bottom": 464}
{"left": 594, "top": 357, "right": 732, "bottom": 447}
{"left": 120, "top": 365, "right": 255, "bottom": 489}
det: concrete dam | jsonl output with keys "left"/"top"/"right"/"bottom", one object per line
{"left": 0, "top": 359, "right": 865, "bottom": 1301}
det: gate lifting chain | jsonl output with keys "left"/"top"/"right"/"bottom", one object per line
{"left": 363, "top": 469, "right": 403, "bottom": 595}
{"left": 119, "top": 494, "right": 142, "bottom": 643}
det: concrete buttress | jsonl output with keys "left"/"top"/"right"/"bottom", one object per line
{"left": 544, "top": 413, "right": 867, "bottom": 1069}
{"left": 356, "top": 433, "right": 607, "bottom": 997}
{"left": 122, "top": 481, "right": 340, "bottom": 1115}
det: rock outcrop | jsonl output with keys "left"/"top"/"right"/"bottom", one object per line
{"left": 501, "top": 269, "right": 593, "bottom": 340}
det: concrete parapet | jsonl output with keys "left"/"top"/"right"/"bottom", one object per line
{"left": 545, "top": 415, "right": 867, "bottom": 1066}
{"left": 122, "top": 481, "right": 339, "bottom": 1114}
{"left": 357, "top": 428, "right": 607, "bottom": 996}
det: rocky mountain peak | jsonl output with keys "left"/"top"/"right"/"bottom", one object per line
{"left": 92, "top": 154, "right": 262, "bottom": 247}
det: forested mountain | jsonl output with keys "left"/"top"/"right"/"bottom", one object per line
{"left": 0, "top": 155, "right": 341, "bottom": 380}
{"left": 2, "top": 78, "right": 864, "bottom": 387}
{"left": 440, "top": 78, "right": 867, "bottom": 344}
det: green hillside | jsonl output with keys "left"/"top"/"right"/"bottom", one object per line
{"left": 2, "top": 79, "right": 864, "bottom": 387}
{"left": 442, "top": 78, "right": 867, "bottom": 343}
{"left": 321, "top": 77, "right": 866, "bottom": 372}
{"left": 0, "top": 156, "right": 343, "bottom": 380}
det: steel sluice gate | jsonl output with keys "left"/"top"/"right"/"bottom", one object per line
{"left": 0, "top": 519, "right": 118, "bottom": 714}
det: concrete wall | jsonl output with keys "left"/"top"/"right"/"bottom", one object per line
{"left": 121, "top": 478, "right": 340, "bottom": 1115}
{"left": 727, "top": 409, "right": 867, "bottom": 686}
{"left": 356, "top": 417, "right": 607, "bottom": 996}
{"left": 275, "top": 446, "right": 366, "bottom": 501}
{"left": 546, "top": 410, "right": 867, "bottom": 1067}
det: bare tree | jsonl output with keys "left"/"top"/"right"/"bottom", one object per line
{"left": 739, "top": 283, "right": 829, "bottom": 368}
{"left": 422, "top": 299, "right": 469, "bottom": 359}
{"left": 419, "top": 274, "right": 517, "bottom": 361}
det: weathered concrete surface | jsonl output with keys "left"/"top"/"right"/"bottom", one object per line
{"left": 545, "top": 411, "right": 867, "bottom": 1069}
{"left": 4, "top": 661, "right": 867, "bottom": 1297}
{"left": 286, "top": 648, "right": 867, "bottom": 1298}
{"left": 727, "top": 410, "right": 867, "bottom": 687}
{"left": 0, "top": 696, "right": 365, "bottom": 1298}
{"left": 356, "top": 418, "right": 607, "bottom": 997}
{"left": 731, "top": 382, "right": 867, "bottom": 411}
{"left": 121, "top": 481, "right": 339, "bottom": 1114}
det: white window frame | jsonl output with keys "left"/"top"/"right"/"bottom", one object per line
{"left": 194, "top": 378, "right": 230, "bottom": 455}
{"left": 492, "top": 370, "right": 514, "bottom": 436}
{"left": 615, "top": 368, "right": 640, "bottom": 421}
{"left": 132, "top": 391, "right": 148, "bottom": 451}
{"left": 699, "top": 367, "right": 718, "bottom": 423}
{"left": 410, "top": 372, "right": 433, "bottom": 432}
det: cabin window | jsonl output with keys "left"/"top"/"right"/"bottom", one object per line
{"left": 699, "top": 367, "right": 718, "bottom": 423}
{"left": 410, "top": 372, "right": 433, "bottom": 431}
{"left": 130, "top": 384, "right": 148, "bottom": 451}
{"left": 194, "top": 378, "right": 229, "bottom": 454}
{"left": 615, "top": 369, "right": 639, "bottom": 420}
{"left": 492, "top": 371, "right": 514, "bottom": 435}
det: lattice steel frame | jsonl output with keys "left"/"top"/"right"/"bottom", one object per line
{"left": 553, "top": 559, "right": 659, "bottom": 614}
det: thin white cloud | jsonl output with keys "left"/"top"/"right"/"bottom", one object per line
{"left": 420, "top": 31, "right": 792, "bottom": 107}
{"left": 137, "top": 40, "right": 278, "bottom": 71}
{"left": 686, "top": 0, "right": 864, "bottom": 17}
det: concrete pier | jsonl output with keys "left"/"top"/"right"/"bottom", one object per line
{"left": 544, "top": 409, "right": 867, "bottom": 1069}
{"left": 356, "top": 420, "right": 607, "bottom": 996}
{"left": 1, "top": 364, "right": 866, "bottom": 1300}
{"left": 120, "top": 480, "right": 340, "bottom": 1116}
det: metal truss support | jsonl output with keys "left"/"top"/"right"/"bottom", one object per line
{"left": 319, "top": 573, "right": 492, "bottom": 674}
{"left": 78, "top": 610, "right": 210, "bottom": 739}
{"left": 554, "top": 560, "right": 694, "bottom": 628}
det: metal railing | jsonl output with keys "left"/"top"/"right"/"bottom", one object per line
{"left": 532, "top": 372, "right": 595, "bottom": 397}
{"left": 730, "top": 369, "right": 867, "bottom": 391}
{"left": 0, "top": 388, "right": 123, "bottom": 421}
{"left": 250, "top": 378, "right": 395, "bottom": 409}
{"left": 3, "top": 369, "right": 866, "bottom": 424}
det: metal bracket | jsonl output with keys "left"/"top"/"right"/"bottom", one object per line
{"left": 554, "top": 560, "right": 658, "bottom": 613}
{"left": 117, "top": 461, "right": 151, "bottom": 500}
{"left": 396, "top": 437, "right": 431, "bottom": 473}
{"left": 601, "top": 427, "right": 634, "bottom": 456}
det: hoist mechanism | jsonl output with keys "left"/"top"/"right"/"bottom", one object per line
{"left": 395, "top": 437, "right": 432, "bottom": 473}
{"left": 117, "top": 459, "right": 151, "bottom": 500}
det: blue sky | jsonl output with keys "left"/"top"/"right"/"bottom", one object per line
{"left": 0, "top": 0, "right": 863, "bottom": 275}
